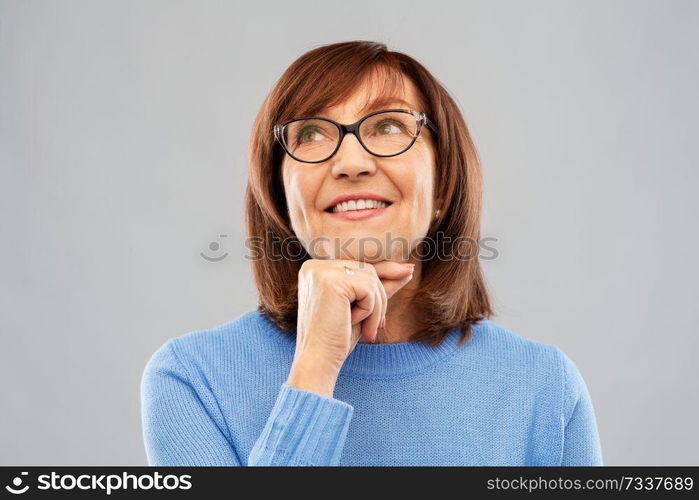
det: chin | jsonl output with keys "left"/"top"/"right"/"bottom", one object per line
{"left": 311, "top": 230, "right": 415, "bottom": 263}
{"left": 332, "top": 240, "right": 388, "bottom": 262}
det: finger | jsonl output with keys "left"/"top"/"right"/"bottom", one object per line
{"left": 338, "top": 259, "right": 374, "bottom": 274}
{"left": 380, "top": 269, "right": 415, "bottom": 298}
{"left": 344, "top": 271, "right": 382, "bottom": 343}
{"left": 368, "top": 280, "right": 385, "bottom": 343}
{"left": 371, "top": 260, "right": 415, "bottom": 280}
{"left": 371, "top": 260, "right": 414, "bottom": 300}
{"left": 361, "top": 286, "right": 382, "bottom": 343}
{"left": 349, "top": 278, "right": 375, "bottom": 326}
{"left": 377, "top": 279, "right": 387, "bottom": 341}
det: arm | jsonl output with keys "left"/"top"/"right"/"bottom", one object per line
{"left": 247, "top": 382, "right": 353, "bottom": 466}
{"left": 140, "top": 339, "right": 354, "bottom": 466}
{"left": 140, "top": 339, "right": 243, "bottom": 465}
{"left": 555, "top": 345, "right": 604, "bottom": 466}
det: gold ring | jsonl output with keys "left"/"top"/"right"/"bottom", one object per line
{"left": 343, "top": 265, "right": 355, "bottom": 275}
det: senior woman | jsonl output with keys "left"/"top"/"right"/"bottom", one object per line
{"left": 141, "top": 40, "right": 603, "bottom": 466}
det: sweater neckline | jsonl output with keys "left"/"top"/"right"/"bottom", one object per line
{"left": 257, "top": 310, "right": 485, "bottom": 379}
{"left": 338, "top": 326, "right": 467, "bottom": 378}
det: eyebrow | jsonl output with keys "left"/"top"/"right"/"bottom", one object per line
{"left": 360, "top": 97, "right": 415, "bottom": 114}
{"left": 310, "top": 97, "right": 417, "bottom": 121}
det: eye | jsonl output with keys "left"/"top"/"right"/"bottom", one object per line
{"left": 296, "top": 126, "right": 324, "bottom": 144}
{"left": 374, "top": 119, "right": 406, "bottom": 135}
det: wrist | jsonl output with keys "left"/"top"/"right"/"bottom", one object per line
{"left": 286, "top": 352, "right": 341, "bottom": 398}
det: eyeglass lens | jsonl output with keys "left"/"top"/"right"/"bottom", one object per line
{"left": 281, "top": 111, "right": 419, "bottom": 162}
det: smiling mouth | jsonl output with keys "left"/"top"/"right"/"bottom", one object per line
{"left": 324, "top": 199, "right": 393, "bottom": 213}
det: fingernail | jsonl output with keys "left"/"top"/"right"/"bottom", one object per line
{"left": 380, "top": 317, "right": 386, "bottom": 329}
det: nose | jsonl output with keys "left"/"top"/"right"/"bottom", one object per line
{"left": 329, "top": 132, "right": 377, "bottom": 180}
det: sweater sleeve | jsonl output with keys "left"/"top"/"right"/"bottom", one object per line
{"left": 247, "top": 382, "right": 354, "bottom": 466}
{"left": 140, "top": 339, "right": 243, "bottom": 465}
{"left": 141, "top": 339, "right": 354, "bottom": 466}
{"left": 555, "top": 345, "right": 604, "bottom": 466}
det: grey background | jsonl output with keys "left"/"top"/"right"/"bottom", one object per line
{"left": 1, "top": 0, "right": 697, "bottom": 466}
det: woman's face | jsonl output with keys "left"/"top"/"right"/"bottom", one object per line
{"left": 281, "top": 75, "right": 437, "bottom": 263}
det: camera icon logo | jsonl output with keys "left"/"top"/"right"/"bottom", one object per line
{"left": 200, "top": 234, "right": 229, "bottom": 262}
{"left": 5, "top": 472, "right": 29, "bottom": 494}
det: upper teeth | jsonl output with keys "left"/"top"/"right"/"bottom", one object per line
{"left": 331, "top": 199, "right": 388, "bottom": 212}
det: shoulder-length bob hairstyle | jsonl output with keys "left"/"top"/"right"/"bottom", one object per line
{"left": 245, "top": 40, "right": 493, "bottom": 346}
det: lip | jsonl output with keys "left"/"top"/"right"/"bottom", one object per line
{"left": 326, "top": 204, "right": 391, "bottom": 221}
{"left": 324, "top": 192, "right": 393, "bottom": 212}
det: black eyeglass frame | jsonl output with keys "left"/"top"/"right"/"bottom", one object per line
{"left": 273, "top": 108, "right": 439, "bottom": 164}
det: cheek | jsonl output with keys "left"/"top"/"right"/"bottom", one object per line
{"left": 401, "top": 159, "right": 435, "bottom": 215}
{"left": 285, "top": 180, "right": 304, "bottom": 215}
{"left": 282, "top": 167, "right": 319, "bottom": 222}
{"left": 390, "top": 156, "right": 435, "bottom": 242}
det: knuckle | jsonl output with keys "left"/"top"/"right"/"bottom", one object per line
{"left": 299, "top": 258, "right": 316, "bottom": 274}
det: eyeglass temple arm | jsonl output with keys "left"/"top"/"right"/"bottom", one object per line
{"left": 273, "top": 124, "right": 281, "bottom": 142}
{"left": 421, "top": 113, "right": 438, "bottom": 135}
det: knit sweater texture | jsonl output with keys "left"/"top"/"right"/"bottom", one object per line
{"left": 140, "top": 309, "right": 603, "bottom": 466}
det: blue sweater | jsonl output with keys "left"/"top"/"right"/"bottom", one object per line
{"left": 140, "top": 309, "right": 603, "bottom": 466}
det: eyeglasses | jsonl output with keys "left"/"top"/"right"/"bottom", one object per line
{"left": 273, "top": 108, "right": 438, "bottom": 164}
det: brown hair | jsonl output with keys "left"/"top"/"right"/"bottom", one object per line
{"left": 245, "top": 40, "right": 493, "bottom": 346}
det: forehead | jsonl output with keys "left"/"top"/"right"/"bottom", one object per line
{"left": 316, "top": 72, "right": 424, "bottom": 121}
